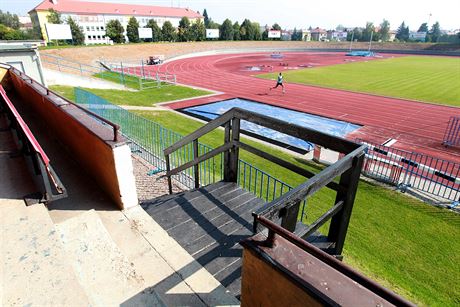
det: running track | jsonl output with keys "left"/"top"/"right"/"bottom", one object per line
{"left": 142, "top": 52, "right": 460, "bottom": 163}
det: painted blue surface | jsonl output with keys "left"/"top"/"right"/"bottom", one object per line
{"left": 182, "top": 98, "right": 361, "bottom": 151}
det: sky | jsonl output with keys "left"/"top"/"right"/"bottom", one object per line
{"left": 3, "top": 0, "right": 459, "bottom": 30}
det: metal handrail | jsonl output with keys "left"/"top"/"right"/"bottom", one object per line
{"left": 0, "top": 82, "right": 67, "bottom": 203}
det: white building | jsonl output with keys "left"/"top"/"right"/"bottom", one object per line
{"left": 29, "top": 0, "right": 202, "bottom": 45}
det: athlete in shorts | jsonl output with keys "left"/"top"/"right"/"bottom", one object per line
{"left": 270, "top": 72, "right": 285, "bottom": 93}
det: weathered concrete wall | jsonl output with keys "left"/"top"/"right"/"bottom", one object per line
{"left": 6, "top": 68, "right": 138, "bottom": 209}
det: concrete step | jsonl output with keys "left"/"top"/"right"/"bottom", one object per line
{"left": 123, "top": 206, "right": 240, "bottom": 307}
{"left": 55, "top": 209, "right": 164, "bottom": 306}
{"left": 1, "top": 203, "right": 90, "bottom": 306}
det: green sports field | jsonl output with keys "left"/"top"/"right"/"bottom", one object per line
{"left": 259, "top": 56, "right": 460, "bottom": 107}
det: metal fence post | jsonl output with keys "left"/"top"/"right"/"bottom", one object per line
{"left": 120, "top": 61, "right": 125, "bottom": 86}
{"left": 193, "top": 140, "right": 199, "bottom": 189}
{"left": 141, "top": 60, "right": 145, "bottom": 78}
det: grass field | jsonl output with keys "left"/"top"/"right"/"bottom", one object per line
{"left": 259, "top": 56, "right": 460, "bottom": 107}
{"left": 53, "top": 85, "right": 460, "bottom": 306}
{"left": 50, "top": 84, "right": 211, "bottom": 106}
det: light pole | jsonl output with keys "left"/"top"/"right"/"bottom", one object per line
{"left": 368, "top": 31, "right": 373, "bottom": 52}
{"left": 349, "top": 30, "right": 354, "bottom": 52}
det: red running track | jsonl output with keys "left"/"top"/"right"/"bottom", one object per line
{"left": 142, "top": 52, "right": 460, "bottom": 163}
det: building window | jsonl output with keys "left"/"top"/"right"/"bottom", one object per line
{"left": 91, "top": 26, "right": 95, "bottom": 31}
{"left": 93, "top": 35, "right": 96, "bottom": 39}
{"left": 87, "top": 36, "right": 92, "bottom": 40}
{"left": 97, "top": 35, "right": 101, "bottom": 39}
{"left": 86, "top": 26, "right": 90, "bottom": 31}
{"left": 100, "top": 26, "right": 104, "bottom": 30}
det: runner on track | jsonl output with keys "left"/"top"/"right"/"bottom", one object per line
{"left": 270, "top": 72, "right": 285, "bottom": 93}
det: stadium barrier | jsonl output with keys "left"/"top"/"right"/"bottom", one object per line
{"left": 105, "top": 60, "right": 177, "bottom": 89}
{"left": 40, "top": 54, "right": 176, "bottom": 90}
{"left": 358, "top": 139, "right": 460, "bottom": 205}
{"left": 443, "top": 116, "right": 460, "bottom": 148}
{"left": 72, "top": 88, "right": 312, "bottom": 218}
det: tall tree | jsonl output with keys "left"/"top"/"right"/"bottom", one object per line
{"left": 272, "top": 23, "right": 281, "bottom": 31}
{"left": 0, "top": 24, "right": 29, "bottom": 40}
{"left": 0, "top": 10, "right": 20, "bottom": 29}
{"left": 126, "top": 17, "right": 140, "bottom": 43}
{"left": 66, "top": 16, "right": 84, "bottom": 45}
{"left": 292, "top": 28, "right": 303, "bottom": 41}
{"left": 207, "top": 20, "right": 219, "bottom": 29}
{"left": 219, "top": 19, "right": 233, "bottom": 40}
{"left": 177, "top": 17, "right": 191, "bottom": 42}
{"left": 106, "top": 19, "right": 125, "bottom": 43}
{"left": 203, "top": 9, "right": 210, "bottom": 28}
{"left": 162, "top": 21, "right": 176, "bottom": 42}
{"left": 418, "top": 23, "right": 428, "bottom": 32}
{"left": 378, "top": 19, "right": 390, "bottom": 41}
{"left": 361, "top": 22, "right": 375, "bottom": 41}
{"left": 190, "top": 19, "right": 205, "bottom": 41}
{"left": 271, "top": 23, "right": 282, "bottom": 40}
{"left": 47, "top": 8, "right": 62, "bottom": 24}
{"left": 252, "top": 22, "right": 262, "bottom": 40}
{"left": 429, "top": 22, "right": 441, "bottom": 42}
{"left": 347, "top": 27, "right": 362, "bottom": 42}
{"left": 232, "top": 21, "right": 240, "bottom": 40}
{"left": 146, "top": 19, "right": 161, "bottom": 42}
{"left": 240, "top": 19, "right": 255, "bottom": 40}
{"left": 396, "top": 21, "right": 409, "bottom": 41}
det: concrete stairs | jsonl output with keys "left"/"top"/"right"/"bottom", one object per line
{"left": 1, "top": 201, "right": 90, "bottom": 306}
{"left": 1, "top": 201, "right": 239, "bottom": 306}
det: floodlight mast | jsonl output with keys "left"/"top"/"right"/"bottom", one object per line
{"left": 368, "top": 31, "right": 373, "bottom": 52}
{"left": 349, "top": 31, "right": 354, "bottom": 52}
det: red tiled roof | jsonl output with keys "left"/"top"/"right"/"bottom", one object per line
{"left": 30, "top": 0, "right": 202, "bottom": 18}
{"left": 311, "top": 27, "right": 326, "bottom": 33}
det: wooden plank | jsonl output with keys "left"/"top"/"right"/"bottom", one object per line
{"left": 281, "top": 201, "right": 301, "bottom": 232}
{"left": 213, "top": 259, "right": 242, "bottom": 298}
{"left": 296, "top": 201, "right": 344, "bottom": 239}
{"left": 167, "top": 142, "right": 233, "bottom": 177}
{"left": 164, "top": 109, "right": 234, "bottom": 155}
{"left": 255, "top": 145, "right": 366, "bottom": 222}
{"left": 327, "top": 154, "right": 365, "bottom": 255}
{"left": 166, "top": 191, "right": 255, "bottom": 241}
{"left": 141, "top": 181, "right": 229, "bottom": 208}
{"left": 193, "top": 227, "right": 251, "bottom": 276}
{"left": 164, "top": 110, "right": 234, "bottom": 155}
{"left": 146, "top": 183, "right": 243, "bottom": 230}
{"left": 240, "top": 248, "right": 323, "bottom": 307}
{"left": 143, "top": 181, "right": 235, "bottom": 211}
{"left": 184, "top": 197, "right": 264, "bottom": 256}
{"left": 228, "top": 118, "right": 240, "bottom": 183}
{"left": 167, "top": 190, "right": 257, "bottom": 234}
{"left": 233, "top": 108, "right": 359, "bottom": 154}
{"left": 166, "top": 154, "right": 172, "bottom": 194}
{"left": 236, "top": 141, "right": 343, "bottom": 193}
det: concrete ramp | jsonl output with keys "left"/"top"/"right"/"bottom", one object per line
{"left": 1, "top": 202, "right": 90, "bottom": 306}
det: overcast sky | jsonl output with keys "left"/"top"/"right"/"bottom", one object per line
{"left": 3, "top": 0, "right": 459, "bottom": 30}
